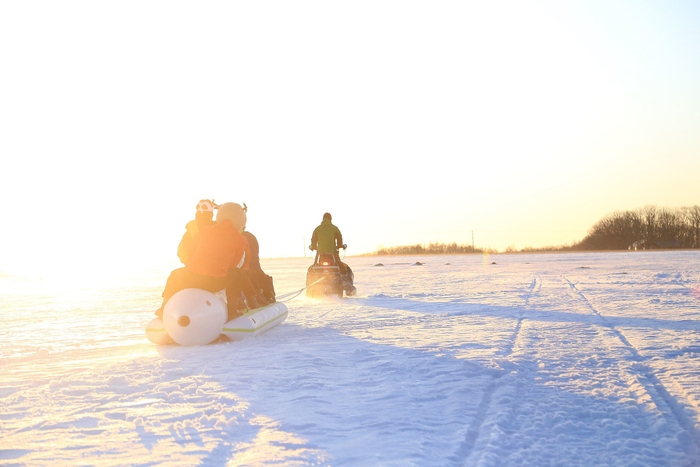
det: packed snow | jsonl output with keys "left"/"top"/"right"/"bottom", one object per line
{"left": 1, "top": 251, "right": 700, "bottom": 466}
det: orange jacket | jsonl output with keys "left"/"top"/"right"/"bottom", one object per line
{"left": 185, "top": 221, "right": 248, "bottom": 278}
{"left": 177, "top": 218, "right": 216, "bottom": 264}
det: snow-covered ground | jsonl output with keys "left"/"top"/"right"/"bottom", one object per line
{"left": 2, "top": 251, "right": 700, "bottom": 466}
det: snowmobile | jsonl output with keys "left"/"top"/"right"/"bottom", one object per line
{"left": 306, "top": 247, "right": 356, "bottom": 298}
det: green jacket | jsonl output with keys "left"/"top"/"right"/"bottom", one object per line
{"left": 311, "top": 219, "right": 343, "bottom": 254}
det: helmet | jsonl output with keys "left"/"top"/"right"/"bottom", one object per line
{"left": 217, "top": 202, "right": 247, "bottom": 231}
{"left": 323, "top": 212, "right": 332, "bottom": 220}
{"left": 196, "top": 199, "right": 215, "bottom": 214}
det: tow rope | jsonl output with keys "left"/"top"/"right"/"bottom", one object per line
{"left": 276, "top": 277, "right": 326, "bottom": 302}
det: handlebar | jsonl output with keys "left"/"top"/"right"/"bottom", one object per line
{"left": 309, "top": 244, "right": 348, "bottom": 251}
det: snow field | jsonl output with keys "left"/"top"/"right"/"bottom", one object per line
{"left": 1, "top": 251, "right": 699, "bottom": 466}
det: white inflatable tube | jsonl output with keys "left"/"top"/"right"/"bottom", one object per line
{"left": 145, "top": 288, "right": 288, "bottom": 346}
{"left": 221, "top": 301, "right": 288, "bottom": 341}
{"left": 145, "top": 317, "right": 175, "bottom": 345}
{"left": 163, "top": 288, "right": 228, "bottom": 346}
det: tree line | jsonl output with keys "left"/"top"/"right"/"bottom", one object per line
{"left": 375, "top": 242, "right": 481, "bottom": 255}
{"left": 370, "top": 205, "right": 700, "bottom": 255}
{"left": 575, "top": 205, "right": 700, "bottom": 250}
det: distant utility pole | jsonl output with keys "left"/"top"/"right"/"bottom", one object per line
{"left": 472, "top": 230, "right": 475, "bottom": 252}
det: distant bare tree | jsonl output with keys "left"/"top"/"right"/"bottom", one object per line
{"left": 640, "top": 205, "right": 658, "bottom": 246}
{"left": 656, "top": 207, "right": 682, "bottom": 246}
{"left": 684, "top": 206, "right": 700, "bottom": 248}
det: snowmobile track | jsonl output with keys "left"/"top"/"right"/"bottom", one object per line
{"left": 500, "top": 275, "right": 539, "bottom": 358}
{"left": 563, "top": 275, "right": 700, "bottom": 455}
{"left": 452, "top": 276, "right": 541, "bottom": 465}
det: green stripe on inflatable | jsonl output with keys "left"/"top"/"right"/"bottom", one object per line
{"left": 242, "top": 304, "right": 277, "bottom": 318}
{"left": 222, "top": 310, "right": 288, "bottom": 333}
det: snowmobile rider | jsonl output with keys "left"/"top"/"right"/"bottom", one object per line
{"left": 309, "top": 212, "right": 351, "bottom": 275}
{"left": 157, "top": 202, "right": 262, "bottom": 320}
{"left": 310, "top": 212, "right": 344, "bottom": 258}
{"left": 177, "top": 199, "right": 217, "bottom": 264}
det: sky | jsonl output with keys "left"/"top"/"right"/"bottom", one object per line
{"left": 1, "top": 1, "right": 699, "bottom": 273}
{"left": 2, "top": 252, "right": 700, "bottom": 465}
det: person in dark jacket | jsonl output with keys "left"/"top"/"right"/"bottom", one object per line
{"left": 242, "top": 227, "right": 276, "bottom": 303}
{"left": 228, "top": 203, "right": 275, "bottom": 304}
{"left": 223, "top": 203, "right": 272, "bottom": 309}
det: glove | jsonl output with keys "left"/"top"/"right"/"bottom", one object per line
{"left": 342, "top": 244, "right": 348, "bottom": 249}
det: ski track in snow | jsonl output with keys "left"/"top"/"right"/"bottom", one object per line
{"left": 1, "top": 251, "right": 700, "bottom": 466}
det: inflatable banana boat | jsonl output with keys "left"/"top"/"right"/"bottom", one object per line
{"left": 145, "top": 288, "right": 288, "bottom": 346}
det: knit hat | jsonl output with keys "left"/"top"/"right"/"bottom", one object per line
{"left": 196, "top": 199, "right": 215, "bottom": 214}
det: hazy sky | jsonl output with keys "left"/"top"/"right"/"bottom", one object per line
{"left": 1, "top": 1, "right": 699, "bottom": 272}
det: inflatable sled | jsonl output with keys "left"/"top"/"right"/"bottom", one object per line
{"left": 146, "top": 288, "right": 288, "bottom": 346}
{"left": 306, "top": 252, "right": 356, "bottom": 298}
